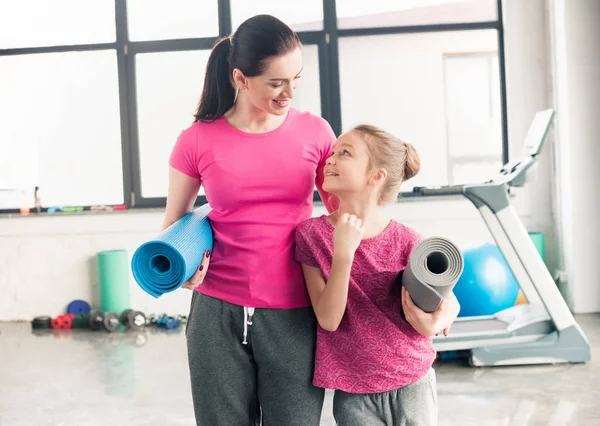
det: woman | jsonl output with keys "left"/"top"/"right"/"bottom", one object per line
{"left": 165, "top": 14, "right": 336, "bottom": 425}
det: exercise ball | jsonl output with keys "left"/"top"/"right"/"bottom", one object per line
{"left": 454, "top": 243, "right": 520, "bottom": 317}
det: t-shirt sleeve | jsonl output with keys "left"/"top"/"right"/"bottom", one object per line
{"left": 313, "top": 116, "right": 339, "bottom": 212}
{"left": 295, "top": 221, "right": 321, "bottom": 269}
{"left": 315, "top": 116, "right": 336, "bottom": 169}
{"left": 403, "top": 227, "right": 424, "bottom": 261}
{"left": 168, "top": 126, "right": 201, "bottom": 180}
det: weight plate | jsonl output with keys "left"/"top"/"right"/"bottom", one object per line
{"left": 89, "top": 309, "right": 105, "bottom": 331}
{"left": 119, "top": 309, "right": 133, "bottom": 325}
{"left": 66, "top": 299, "right": 91, "bottom": 315}
{"left": 32, "top": 316, "right": 52, "bottom": 329}
{"left": 103, "top": 312, "right": 120, "bottom": 332}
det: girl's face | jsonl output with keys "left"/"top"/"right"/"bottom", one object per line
{"left": 323, "top": 131, "right": 373, "bottom": 197}
{"left": 234, "top": 47, "right": 303, "bottom": 116}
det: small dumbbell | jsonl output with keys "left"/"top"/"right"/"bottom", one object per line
{"left": 155, "top": 314, "right": 182, "bottom": 330}
{"left": 88, "top": 309, "right": 120, "bottom": 332}
{"left": 50, "top": 314, "right": 75, "bottom": 330}
{"left": 119, "top": 309, "right": 146, "bottom": 331}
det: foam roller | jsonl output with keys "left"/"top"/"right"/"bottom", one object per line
{"left": 131, "top": 204, "right": 213, "bottom": 298}
{"left": 401, "top": 236, "right": 464, "bottom": 313}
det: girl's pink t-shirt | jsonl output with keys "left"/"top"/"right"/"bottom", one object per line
{"left": 295, "top": 215, "right": 437, "bottom": 394}
{"left": 169, "top": 108, "right": 336, "bottom": 308}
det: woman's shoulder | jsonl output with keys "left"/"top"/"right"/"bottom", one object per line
{"left": 290, "top": 109, "right": 333, "bottom": 133}
{"left": 174, "top": 118, "right": 230, "bottom": 150}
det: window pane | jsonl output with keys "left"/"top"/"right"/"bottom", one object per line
{"left": 339, "top": 30, "right": 500, "bottom": 189}
{"left": 453, "top": 160, "right": 502, "bottom": 185}
{"left": 336, "top": 0, "right": 497, "bottom": 30}
{"left": 444, "top": 53, "right": 502, "bottom": 158}
{"left": 135, "top": 51, "right": 211, "bottom": 198}
{"left": 293, "top": 45, "right": 321, "bottom": 116}
{"left": 127, "top": 0, "right": 219, "bottom": 41}
{"left": 0, "top": 51, "right": 123, "bottom": 208}
{"left": 231, "top": 0, "right": 323, "bottom": 32}
{"left": 0, "top": 0, "right": 115, "bottom": 49}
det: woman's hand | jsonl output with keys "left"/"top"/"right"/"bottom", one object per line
{"left": 333, "top": 213, "right": 365, "bottom": 261}
{"left": 401, "top": 286, "right": 460, "bottom": 337}
{"left": 182, "top": 250, "right": 211, "bottom": 290}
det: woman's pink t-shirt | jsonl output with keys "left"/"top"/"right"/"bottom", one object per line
{"left": 169, "top": 108, "right": 336, "bottom": 308}
{"left": 295, "top": 215, "right": 437, "bottom": 394}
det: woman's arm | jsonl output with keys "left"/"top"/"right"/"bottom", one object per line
{"left": 163, "top": 167, "right": 210, "bottom": 288}
{"left": 315, "top": 167, "right": 339, "bottom": 214}
{"left": 163, "top": 167, "right": 201, "bottom": 230}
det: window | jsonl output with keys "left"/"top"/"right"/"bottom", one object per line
{"left": 0, "top": 51, "right": 123, "bottom": 208}
{"left": 135, "top": 50, "right": 211, "bottom": 198}
{"left": 0, "top": 0, "right": 115, "bottom": 49}
{"left": 336, "top": 0, "right": 497, "bottom": 30}
{"left": 338, "top": 29, "right": 501, "bottom": 190}
{"left": 0, "top": 0, "right": 507, "bottom": 212}
{"left": 127, "top": 0, "right": 219, "bottom": 41}
{"left": 287, "top": 44, "right": 322, "bottom": 116}
{"left": 444, "top": 53, "right": 502, "bottom": 184}
{"left": 231, "top": 0, "right": 324, "bottom": 32}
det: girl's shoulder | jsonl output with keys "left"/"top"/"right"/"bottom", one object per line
{"left": 296, "top": 214, "right": 333, "bottom": 239}
{"left": 387, "top": 220, "right": 423, "bottom": 251}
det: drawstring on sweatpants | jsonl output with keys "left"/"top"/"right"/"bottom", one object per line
{"left": 242, "top": 307, "right": 255, "bottom": 345}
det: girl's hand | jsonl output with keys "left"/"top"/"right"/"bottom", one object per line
{"left": 401, "top": 286, "right": 459, "bottom": 337}
{"left": 333, "top": 213, "right": 365, "bottom": 261}
{"left": 182, "top": 250, "right": 211, "bottom": 290}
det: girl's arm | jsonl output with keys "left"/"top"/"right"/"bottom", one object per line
{"left": 302, "top": 213, "right": 364, "bottom": 331}
{"left": 440, "top": 292, "right": 460, "bottom": 335}
{"left": 401, "top": 287, "right": 461, "bottom": 336}
{"left": 302, "top": 254, "right": 353, "bottom": 332}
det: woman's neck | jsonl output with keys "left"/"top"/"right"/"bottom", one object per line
{"left": 225, "top": 95, "right": 286, "bottom": 133}
{"left": 330, "top": 196, "right": 390, "bottom": 239}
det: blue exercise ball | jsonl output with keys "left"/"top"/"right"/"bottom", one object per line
{"left": 454, "top": 243, "right": 520, "bottom": 317}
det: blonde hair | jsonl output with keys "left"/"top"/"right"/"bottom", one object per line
{"left": 352, "top": 124, "right": 420, "bottom": 205}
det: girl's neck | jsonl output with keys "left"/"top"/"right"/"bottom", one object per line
{"left": 330, "top": 197, "right": 390, "bottom": 239}
{"left": 225, "top": 95, "right": 286, "bottom": 133}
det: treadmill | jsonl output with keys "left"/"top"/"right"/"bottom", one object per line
{"left": 413, "top": 109, "right": 591, "bottom": 366}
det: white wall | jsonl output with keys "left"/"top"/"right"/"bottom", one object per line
{"left": 550, "top": 0, "right": 600, "bottom": 313}
{"left": 2, "top": 0, "right": 583, "bottom": 321}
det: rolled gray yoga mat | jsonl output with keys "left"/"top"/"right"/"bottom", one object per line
{"left": 401, "top": 237, "right": 464, "bottom": 313}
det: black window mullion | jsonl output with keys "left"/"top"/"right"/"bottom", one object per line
{"left": 218, "top": 0, "right": 232, "bottom": 37}
{"left": 496, "top": 0, "right": 509, "bottom": 164}
{"left": 115, "top": 0, "right": 134, "bottom": 207}
{"left": 323, "top": 0, "right": 342, "bottom": 136}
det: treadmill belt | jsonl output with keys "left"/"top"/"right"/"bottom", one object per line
{"left": 451, "top": 318, "right": 508, "bottom": 334}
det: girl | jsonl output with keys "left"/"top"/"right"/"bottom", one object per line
{"left": 295, "top": 125, "right": 460, "bottom": 425}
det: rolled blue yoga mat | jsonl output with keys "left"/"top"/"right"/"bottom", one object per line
{"left": 131, "top": 204, "right": 213, "bottom": 298}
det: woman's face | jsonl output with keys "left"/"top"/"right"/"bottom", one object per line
{"left": 236, "top": 47, "right": 303, "bottom": 116}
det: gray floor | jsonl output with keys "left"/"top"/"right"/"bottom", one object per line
{"left": 1, "top": 314, "right": 599, "bottom": 426}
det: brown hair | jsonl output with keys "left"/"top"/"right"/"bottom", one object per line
{"left": 352, "top": 124, "right": 420, "bottom": 205}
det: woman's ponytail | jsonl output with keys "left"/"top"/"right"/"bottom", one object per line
{"left": 194, "top": 37, "right": 236, "bottom": 122}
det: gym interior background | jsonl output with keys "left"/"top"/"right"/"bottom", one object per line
{"left": 1, "top": 0, "right": 599, "bottom": 425}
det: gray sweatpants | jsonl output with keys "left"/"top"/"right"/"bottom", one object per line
{"left": 333, "top": 369, "right": 438, "bottom": 426}
{"left": 185, "top": 292, "right": 324, "bottom": 426}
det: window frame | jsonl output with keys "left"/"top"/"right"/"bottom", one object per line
{"left": 0, "top": 0, "right": 507, "bottom": 213}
